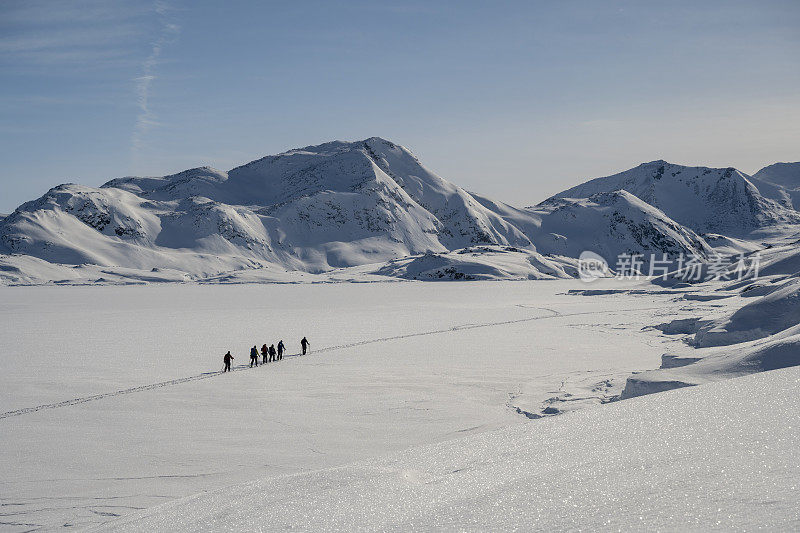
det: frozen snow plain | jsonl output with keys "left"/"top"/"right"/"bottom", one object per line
{"left": 1, "top": 279, "right": 798, "bottom": 531}
{"left": 95, "top": 367, "right": 800, "bottom": 532}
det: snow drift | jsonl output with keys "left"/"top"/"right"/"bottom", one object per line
{"left": 622, "top": 329, "right": 800, "bottom": 398}
{"left": 693, "top": 278, "right": 800, "bottom": 347}
{"left": 622, "top": 271, "right": 800, "bottom": 398}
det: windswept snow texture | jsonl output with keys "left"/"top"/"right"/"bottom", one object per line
{"left": 94, "top": 367, "right": 800, "bottom": 532}
{"left": 547, "top": 160, "right": 800, "bottom": 234}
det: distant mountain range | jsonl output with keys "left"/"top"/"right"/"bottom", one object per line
{"left": 1, "top": 137, "right": 798, "bottom": 284}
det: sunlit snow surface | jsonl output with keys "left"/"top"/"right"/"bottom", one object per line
{"left": 95, "top": 367, "right": 800, "bottom": 532}
{"left": 0, "top": 280, "right": 797, "bottom": 531}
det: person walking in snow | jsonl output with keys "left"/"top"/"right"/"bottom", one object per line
{"left": 250, "top": 346, "right": 259, "bottom": 367}
{"left": 269, "top": 343, "right": 277, "bottom": 362}
{"left": 261, "top": 344, "right": 269, "bottom": 364}
{"left": 301, "top": 336, "right": 310, "bottom": 355}
{"left": 223, "top": 351, "right": 234, "bottom": 372}
{"left": 277, "top": 340, "right": 285, "bottom": 360}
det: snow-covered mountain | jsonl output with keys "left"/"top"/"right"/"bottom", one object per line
{"left": 1, "top": 141, "right": 798, "bottom": 285}
{"left": 472, "top": 189, "right": 713, "bottom": 272}
{"left": 528, "top": 190, "right": 713, "bottom": 268}
{"left": 749, "top": 161, "right": 800, "bottom": 210}
{"left": 0, "top": 138, "right": 537, "bottom": 278}
{"left": 752, "top": 161, "right": 800, "bottom": 189}
{"left": 546, "top": 160, "right": 800, "bottom": 235}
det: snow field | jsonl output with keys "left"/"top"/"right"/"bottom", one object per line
{"left": 94, "top": 366, "right": 800, "bottom": 532}
{"left": 0, "top": 280, "right": 693, "bottom": 531}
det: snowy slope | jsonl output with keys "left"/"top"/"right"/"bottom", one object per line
{"left": 547, "top": 160, "right": 800, "bottom": 234}
{"left": 223, "top": 138, "right": 532, "bottom": 251}
{"left": 622, "top": 329, "right": 800, "bottom": 398}
{"left": 92, "top": 366, "right": 800, "bottom": 532}
{"left": 473, "top": 190, "right": 714, "bottom": 273}
{"left": 0, "top": 184, "right": 276, "bottom": 276}
{"left": 753, "top": 241, "right": 800, "bottom": 278}
{"left": 527, "top": 190, "right": 713, "bottom": 270}
{"left": 103, "top": 166, "right": 229, "bottom": 201}
{"left": 749, "top": 161, "right": 800, "bottom": 210}
{"left": 0, "top": 254, "right": 194, "bottom": 285}
{"left": 752, "top": 161, "right": 800, "bottom": 189}
{"left": 693, "top": 277, "right": 800, "bottom": 347}
{"left": 102, "top": 138, "right": 533, "bottom": 257}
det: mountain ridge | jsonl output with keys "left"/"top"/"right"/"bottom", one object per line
{"left": 1, "top": 139, "right": 797, "bottom": 284}
{"left": 749, "top": 161, "right": 800, "bottom": 210}
{"left": 545, "top": 160, "right": 800, "bottom": 235}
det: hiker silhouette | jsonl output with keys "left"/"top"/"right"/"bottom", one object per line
{"left": 250, "top": 346, "right": 259, "bottom": 367}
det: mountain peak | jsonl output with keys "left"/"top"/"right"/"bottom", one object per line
{"left": 546, "top": 160, "right": 800, "bottom": 234}
{"left": 270, "top": 137, "right": 398, "bottom": 156}
{"left": 363, "top": 136, "right": 394, "bottom": 145}
{"left": 3, "top": 135, "right": 799, "bottom": 285}
{"left": 753, "top": 162, "right": 800, "bottom": 188}
{"left": 0, "top": 135, "right": 540, "bottom": 275}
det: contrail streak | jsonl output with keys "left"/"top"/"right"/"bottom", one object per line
{"left": 131, "top": 1, "right": 179, "bottom": 165}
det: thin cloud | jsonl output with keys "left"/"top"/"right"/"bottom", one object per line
{"left": 0, "top": 1, "right": 148, "bottom": 64}
{"left": 0, "top": 0, "right": 148, "bottom": 26}
{"left": 130, "top": 2, "right": 180, "bottom": 165}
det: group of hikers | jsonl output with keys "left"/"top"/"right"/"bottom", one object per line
{"left": 222, "top": 337, "right": 310, "bottom": 372}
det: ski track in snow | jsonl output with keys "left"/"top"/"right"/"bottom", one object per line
{"left": 0, "top": 304, "right": 666, "bottom": 422}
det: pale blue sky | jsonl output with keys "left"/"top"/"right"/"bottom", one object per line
{"left": 1, "top": 0, "right": 799, "bottom": 212}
